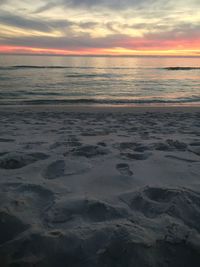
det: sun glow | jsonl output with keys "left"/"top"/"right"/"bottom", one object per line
{"left": 0, "top": 45, "right": 199, "bottom": 57}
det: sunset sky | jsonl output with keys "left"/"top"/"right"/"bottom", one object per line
{"left": 0, "top": 0, "right": 200, "bottom": 56}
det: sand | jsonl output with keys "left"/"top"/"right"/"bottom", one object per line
{"left": 0, "top": 105, "right": 200, "bottom": 266}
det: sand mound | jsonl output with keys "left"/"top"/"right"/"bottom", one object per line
{"left": 0, "top": 152, "right": 48, "bottom": 169}
{"left": 16, "top": 184, "right": 54, "bottom": 211}
{"left": 0, "top": 183, "right": 55, "bottom": 222}
{"left": 0, "top": 211, "right": 28, "bottom": 245}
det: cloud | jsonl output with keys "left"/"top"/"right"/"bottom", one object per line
{"left": 0, "top": 12, "right": 50, "bottom": 32}
{"left": 0, "top": 33, "right": 124, "bottom": 50}
{"left": 1, "top": 21, "right": 199, "bottom": 51}
{"left": 0, "top": 12, "right": 93, "bottom": 33}
{"left": 0, "top": 0, "right": 199, "bottom": 54}
{"left": 145, "top": 23, "right": 200, "bottom": 41}
{"left": 0, "top": 0, "right": 7, "bottom": 5}
{"left": 34, "top": 0, "right": 167, "bottom": 13}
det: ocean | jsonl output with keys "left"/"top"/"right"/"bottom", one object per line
{"left": 0, "top": 55, "right": 199, "bottom": 106}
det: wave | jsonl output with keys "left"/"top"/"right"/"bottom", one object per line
{"left": 164, "top": 67, "right": 200, "bottom": 71}
{"left": 0, "top": 66, "right": 200, "bottom": 71}
{"left": 0, "top": 66, "right": 79, "bottom": 70}
{"left": 65, "top": 73, "right": 120, "bottom": 78}
{"left": 1, "top": 97, "right": 200, "bottom": 105}
{"left": 0, "top": 65, "right": 137, "bottom": 70}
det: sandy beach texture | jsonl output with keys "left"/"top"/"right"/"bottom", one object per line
{"left": 0, "top": 106, "right": 200, "bottom": 267}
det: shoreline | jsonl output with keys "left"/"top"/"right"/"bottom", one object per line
{"left": 0, "top": 104, "right": 200, "bottom": 113}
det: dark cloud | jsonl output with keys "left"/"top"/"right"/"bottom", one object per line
{"left": 0, "top": 12, "right": 51, "bottom": 31}
{"left": 65, "top": 0, "right": 154, "bottom": 9}
{"left": 0, "top": 0, "right": 7, "bottom": 5}
{"left": 145, "top": 24, "right": 200, "bottom": 40}
{"left": 0, "top": 12, "right": 94, "bottom": 32}
{"left": 35, "top": 0, "right": 162, "bottom": 13}
{"left": 34, "top": 2, "right": 59, "bottom": 13}
{"left": 79, "top": 22, "right": 98, "bottom": 29}
{"left": 0, "top": 33, "right": 132, "bottom": 50}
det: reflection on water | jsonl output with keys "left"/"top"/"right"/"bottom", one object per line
{"left": 0, "top": 55, "right": 199, "bottom": 106}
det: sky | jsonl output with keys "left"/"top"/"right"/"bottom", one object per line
{"left": 0, "top": 0, "right": 200, "bottom": 56}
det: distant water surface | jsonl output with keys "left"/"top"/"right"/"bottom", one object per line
{"left": 0, "top": 55, "right": 200, "bottom": 106}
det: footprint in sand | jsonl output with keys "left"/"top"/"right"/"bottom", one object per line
{"left": 1, "top": 183, "right": 55, "bottom": 212}
{"left": 43, "top": 160, "right": 65, "bottom": 179}
{"left": 114, "top": 142, "right": 136, "bottom": 150}
{"left": 0, "top": 138, "right": 15, "bottom": 142}
{"left": 0, "top": 152, "right": 49, "bottom": 169}
{"left": 134, "top": 144, "right": 150, "bottom": 152}
{"left": 116, "top": 163, "right": 133, "bottom": 176}
{"left": 154, "top": 140, "right": 187, "bottom": 152}
{"left": 166, "top": 139, "right": 187, "bottom": 151}
{"left": 189, "top": 141, "right": 200, "bottom": 147}
{"left": 120, "top": 187, "right": 200, "bottom": 232}
{"left": 46, "top": 198, "right": 128, "bottom": 225}
{"left": 189, "top": 146, "right": 200, "bottom": 156}
{"left": 121, "top": 152, "right": 151, "bottom": 160}
{"left": 71, "top": 145, "right": 109, "bottom": 158}
{"left": 165, "top": 154, "right": 199, "bottom": 162}
{"left": 43, "top": 159, "right": 91, "bottom": 179}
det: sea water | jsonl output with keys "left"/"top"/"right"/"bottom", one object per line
{"left": 0, "top": 55, "right": 199, "bottom": 106}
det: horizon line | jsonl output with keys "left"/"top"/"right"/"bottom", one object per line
{"left": 1, "top": 53, "right": 200, "bottom": 58}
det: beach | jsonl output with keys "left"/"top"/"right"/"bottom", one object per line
{"left": 0, "top": 105, "right": 200, "bottom": 266}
